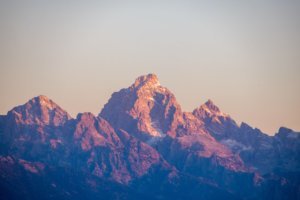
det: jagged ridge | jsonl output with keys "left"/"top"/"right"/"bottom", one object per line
{"left": 0, "top": 74, "right": 299, "bottom": 200}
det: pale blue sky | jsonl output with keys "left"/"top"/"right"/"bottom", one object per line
{"left": 0, "top": 1, "right": 299, "bottom": 134}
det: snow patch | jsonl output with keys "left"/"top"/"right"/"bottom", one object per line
{"left": 221, "top": 139, "right": 252, "bottom": 151}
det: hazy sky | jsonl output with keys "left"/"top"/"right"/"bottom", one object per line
{"left": 0, "top": 1, "right": 299, "bottom": 134}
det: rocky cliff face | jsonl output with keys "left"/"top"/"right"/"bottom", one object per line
{"left": 100, "top": 74, "right": 184, "bottom": 140}
{"left": 100, "top": 74, "right": 248, "bottom": 175}
{"left": 0, "top": 74, "right": 299, "bottom": 200}
{"left": 0, "top": 96, "right": 72, "bottom": 161}
{"left": 1, "top": 99, "right": 173, "bottom": 185}
{"left": 7, "top": 95, "right": 71, "bottom": 127}
{"left": 192, "top": 98, "right": 300, "bottom": 176}
{"left": 192, "top": 99, "right": 238, "bottom": 139}
{"left": 71, "top": 112, "right": 171, "bottom": 184}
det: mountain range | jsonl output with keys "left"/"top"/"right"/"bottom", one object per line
{"left": 0, "top": 74, "right": 299, "bottom": 200}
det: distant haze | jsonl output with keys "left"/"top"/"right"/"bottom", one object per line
{"left": 0, "top": 1, "right": 299, "bottom": 134}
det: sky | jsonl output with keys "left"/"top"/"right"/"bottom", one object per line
{"left": 0, "top": 0, "right": 299, "bottom": 134}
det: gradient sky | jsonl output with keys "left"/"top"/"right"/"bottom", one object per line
{"left": 0, "top": 1, "right": 299, "bottom": 134}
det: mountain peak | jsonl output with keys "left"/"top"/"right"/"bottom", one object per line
{"left": 35, "top": 95, "right": 50, "bottom": 101}
{"left": 203, "top": 99, "right": 221, "bottom": 113}
{"left": 278, "top": 127, "right": 293, "bottom": 135}
{"left": 192, "top": 99, "right": 232, "bottom": 126}
{"left": 192, "top": 99, "right": 223, "bottom": 118}
{"left": 8, "top": 95, "right": 71, "bottom": 126}
{"left": 132, "top": 73, "right": 160, "bottom": 89}
{"left": 100, "top": 73, "right": 183, "bottom": 140}
{"left": 31, "top": 95, "right": 56, "bottom": 109}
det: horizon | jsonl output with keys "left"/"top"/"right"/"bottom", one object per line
{"left": 1, "top": 1, "right": 300, "bottom": 134}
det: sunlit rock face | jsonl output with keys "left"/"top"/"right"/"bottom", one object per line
{"left": 7, "top": 95, "right": 71, "bottom": 127}
{"left": 100, "top": 74, "right": 250, "bottom": 181}
{"left": 71, "top": 112, "right": 170, "bottom": 184}
{"left": 100, "top": 74, "right": 184, "bottom": 140}
{"left": 0, "top": 96, "right": 72, "bottom": 161}
{"left": 192, "top": 99, "right": 238, "bottom": 139}
{"left": 100, "top": 74, "right": 246, "bottom": 167}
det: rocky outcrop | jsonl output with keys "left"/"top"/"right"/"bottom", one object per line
{"left": 71, "top": 112, "right": 171, "bottom": 184}
{"left": 192, "top": 99, "right": 300, "bottom": 176}
{"left": 192, "top": 99, "right": 238, "bottom": 140}
{"left": 100, "top": 74, "right": 184, "bottom": 140}
{"left": 0, "top": 96, "right": 173, "bottom": 184}
{"left": 7, "top": 95, "right": 71, "bottom": 127}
